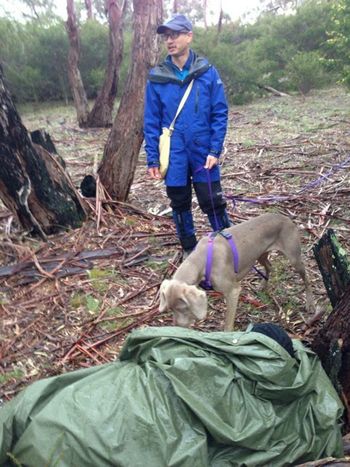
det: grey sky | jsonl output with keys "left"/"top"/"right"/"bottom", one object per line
{"left": 0, "top": 0, "right": 262, "bottom": 22}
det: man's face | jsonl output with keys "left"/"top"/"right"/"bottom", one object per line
{"left": 161, "top": 29, "right": 193, "bottom": 58}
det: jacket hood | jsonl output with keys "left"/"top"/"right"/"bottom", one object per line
{"left": 148, "top": 52, "right": 210, "bottom": 84}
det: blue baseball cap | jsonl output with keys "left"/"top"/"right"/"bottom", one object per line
{"left": 157, "top": 14, "right": 193, "bottom": 34}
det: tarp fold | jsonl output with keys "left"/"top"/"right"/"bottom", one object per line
{"left": 0, "top": 327, "right": 344, "bottom": 466}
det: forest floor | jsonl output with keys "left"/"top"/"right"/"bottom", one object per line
{"left": 1, "top": 86, "right": 350, "bottom": 402}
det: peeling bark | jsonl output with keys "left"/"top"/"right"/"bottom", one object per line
{"left": 98, "top": 0, "right": 163, "bottom": 200}
{"left": 0, "top": 65, "right": 86, "bottom": 237}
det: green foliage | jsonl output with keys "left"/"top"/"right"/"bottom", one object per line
{"left": 0, "top": 18, "right": 70, "bottom": 102}
{"left": 80, "top": 19, "right": 108, "bottom": 97}
{"left": 0, "top": 16, "right": 109, "bottom": 102}
{"left": 326, "top": 0, "right": 350, "bottom": 88}
{"left": 0, "top": 368, "right": 25, "bottom": 385}
{"left": 86, "top": 295, "right": 100, "bottom": 314}
{"left": 193, "top": 0, "right": 337, "bottom": 103}
{"left": 0, "top": 0, "right": 345, "bottom": 104}
{"left": 286, "top": 51, "right": 327, "bottom": 94}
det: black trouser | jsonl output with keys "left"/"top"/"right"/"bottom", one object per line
{"left": 166, "top": 180, "right": 230, "bottom": 251}
{"left": 166, "top": 180, "right": 227, "bottom": 214}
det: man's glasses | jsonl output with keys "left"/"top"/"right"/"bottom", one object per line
{"left": 161, "top": 31, "right": 188, "bottom": 41}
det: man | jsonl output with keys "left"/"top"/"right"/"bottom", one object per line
{"left": 144, "top": 14, "right": 230, "bottom": 257}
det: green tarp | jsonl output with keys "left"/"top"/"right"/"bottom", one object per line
{"left": 0, "top": 327, "right": 344, "bottom": 466}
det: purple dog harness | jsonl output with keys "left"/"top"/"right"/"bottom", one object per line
{"left": 202, "top": 230, "right": 239, "bottom": 290}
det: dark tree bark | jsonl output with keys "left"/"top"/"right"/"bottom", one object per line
{"left": 313, "top": 229, "right": 350, "bottom": 308}
{"left": 30, "top": 129, "right": 67, "bottom": 169}
{"left": 217, "top": 3, "right": 223, "bottom": 34}
{"left": 311, "top": 284, "right": 350, "bottom": 420}
{"left": 30, "top": 130, "right": 58, "bottom": 155}
{"left": 86, "top": 0, "right": 126, "bottom": 128}
{"left": 66, "top": 0, "right": 90, "bottom": 127}
{"left": 312, "top": 230, "right": 350, "bottom": 425}
{"left": 0, "top": 65, "right": 86, "bottom": 238}
{"left": 85, "top": 0, "right": 93, "bottom": 19}
{"left": 98, "top": 0, "right": 163, "bottom": 200}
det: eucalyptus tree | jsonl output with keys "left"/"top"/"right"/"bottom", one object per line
{"left": 66, "top": 0, "right": 90, "bottom": 127}
{"left": 98, "top": 0, "right": 163, "bottom": 200}
{"left": 86, "top": 0, "right": 126, "bottom": 127}
{"left": 164, "top": 0, "right": 207, "bottom": 25}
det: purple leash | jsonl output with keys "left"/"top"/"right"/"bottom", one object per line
{"left": 194, "top": 165, "right": 220, "bottom": 231}
{"left": 194, "top": 164, "right": 267, "bottom": 287}
{"left": 227, "top": 153, "right": 350, "bottom": 206}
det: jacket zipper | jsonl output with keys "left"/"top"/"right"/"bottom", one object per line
{"left": 195, "top": 85, "right": 199, "bottom": 113}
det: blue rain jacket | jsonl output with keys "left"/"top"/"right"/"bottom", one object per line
{"left": 144, "top": 51, "right": 228, "bottom": 186}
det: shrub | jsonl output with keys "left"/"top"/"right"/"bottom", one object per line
{"left": 286, "top": 51, "right": 327, "bottom": 94}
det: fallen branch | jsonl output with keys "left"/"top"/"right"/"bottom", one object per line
{"left": 258, "top": 84, "right": 290, "bottom": 97}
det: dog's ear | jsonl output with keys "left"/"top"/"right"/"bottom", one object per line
{"left": 183, "top": 285, "right": 208, "bottom": 320}
{"left": 159, "top": 279, "right": 171, "bottom": 312}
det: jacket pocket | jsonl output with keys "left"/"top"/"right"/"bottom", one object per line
{"left": 192, "top": 132, "right": 210, "bottom": 152}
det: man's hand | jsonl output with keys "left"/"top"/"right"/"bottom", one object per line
{"left": 148, "top": 167, "right": 162, "bottom": 179}
{"left": 204, "top": 155, "right": 219, "bottom": 170}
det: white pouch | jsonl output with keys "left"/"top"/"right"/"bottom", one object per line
{"left": 159, "top": 127, "right": 171, "bottom": 178}
{"left": 158, "top": 80, "right": 194, "bottom": 179}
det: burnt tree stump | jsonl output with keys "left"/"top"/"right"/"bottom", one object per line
{"left": 30, "top": 129, "right": 66, "bottom": 169}
{"left": 0, "top": 65, "right": 86, "bottom": 238}
{"left": 30, "top": 129, "right": 58, "bottom": 155}
{"left": 313, "top": 229, "right": 350, "bottom": 307}
{"left": 312, "top": 229, "right": 350, "bottom": 424}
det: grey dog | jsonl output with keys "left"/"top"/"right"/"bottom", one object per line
{"left": 159, "top": 213, "right": 316, "bottom": 330}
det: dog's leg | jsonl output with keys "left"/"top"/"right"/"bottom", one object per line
{"left": 293, "top": 261, "right": 316, "bottom": 313}
{"left": 278, "top": 226, "right": 317, "bottom": 314}
{"left": 257, "top": 252, "right": 272, "bottom": 289}
{"left": 282, "top": 242, "right": 316, "bottom": 313}
{"left": 224, "top": 285, "right": 241, "bottom": 331}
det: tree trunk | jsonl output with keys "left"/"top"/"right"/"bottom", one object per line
{"left": 66, "top": 0, "right": 89, "bottom": 128}
{"left": 86, "top": 0, "right": 125, "bottom": 128}
{"left": 311, "top": 283, "right": 350, "bottom": 424}
{"left": 313, "top": 229, "right": 350, "bottom": 308}
{"left": 312, "top": 230, "right": 350, "bottom": 427}
{"left": 203, "top": 0, "right": 208, "bottom": 29}
{"left": 217, "top": 4, "right": 223, "bottom": 35}
{"left": 98, "top": 0, "right": 163, "bottom": 200}
{"left": 85, "top": 0, "right": 93, "bottom": 19}
{"left": 0, "top": 65, "right": 86, "bottom": 238}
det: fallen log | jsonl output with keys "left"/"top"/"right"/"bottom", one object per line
{"left": 258, "top": 84, "right": 290, "bottom": 97}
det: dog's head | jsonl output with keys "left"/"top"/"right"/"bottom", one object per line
{"left": 159, "top": 279, "right": 208, "bottom": 327}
